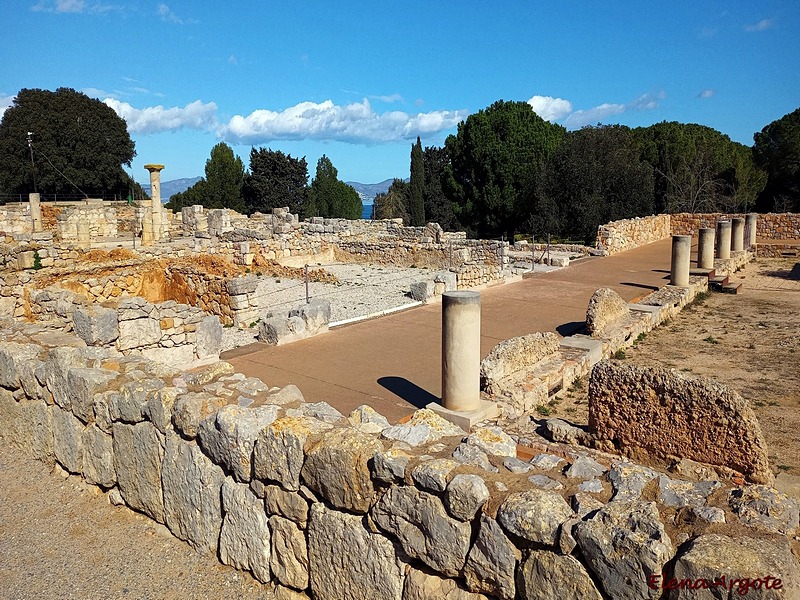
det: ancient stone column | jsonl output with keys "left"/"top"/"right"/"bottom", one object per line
{"left": 697, "top": 227, "right": 715, "bottom": 270}
{"left": 670, "top": 235, "right": 691, "bottom": 286}
{"left": 442, "top": 291, "right": 481, "bottom": 412}
{"left": 144, "top": 164, "right": 165, "bottom": 242}
{"left": 29, "top": 192, "right": 42, "bottom": 232}
{"left": 141, "top": 217, "right": 154, "bottom": 247}
{"left": 745, "top": 213, "right": 758, "bottom": 248}
{"left": 731, "top": 218, "right": 745, "bottom": 252}
{"left": 76, "top": 219, "right": 90, "bottom": 248}
{"left": 716, "top": 220, "right": 732, "bottom": 260}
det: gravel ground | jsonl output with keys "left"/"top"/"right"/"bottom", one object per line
{"left": 0, "top": 442, "right": 273, "bottom": 600}
{"left": 222, "top": 263, "right": 443, "bottom": 351}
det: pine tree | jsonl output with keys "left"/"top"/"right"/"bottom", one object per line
{"left": 409, "top": 136, "right": 425, "bottom": 226}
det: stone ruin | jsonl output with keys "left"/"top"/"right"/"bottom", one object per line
{"left": 1, "top": 189, "right": 799, "bottom": 597}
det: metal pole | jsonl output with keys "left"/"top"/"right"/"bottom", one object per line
{"left": 531, "top": 234, "right": 535, "bottom": 272}
{"left": 547, "top": 234, "right": 551, "bottom": 266}
{"left": 304, "top": 264, "right": 310, "bottom": 304}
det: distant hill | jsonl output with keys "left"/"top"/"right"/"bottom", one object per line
{"left": 346, "top": 179, "right": 398, "bottom": 203}
{"left": 142, "top": 177, "right": 202, "bottom": 203}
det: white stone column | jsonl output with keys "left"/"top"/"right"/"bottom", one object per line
{"left": 670, "top": 235, "right": 691, "bottom": 286}
{"left": 442, "top": 291, "right": 481, "bottom": 411}
{"left": 144, "top": 164, "right": 165, "bottom": 242}
{"left": 731, "top": 218, "right": 745, "bottom": 252}
{"left": 716, "top": 220, "right": 732, "bottom": 260}
{"left": 697, "top": 227, "right": 715, "bottom": 270}
{"left": 29, "top": 193, "right": 42, "bottom": 232}
{"left": 745, "top": 213, "right": 758, "bottom": 248}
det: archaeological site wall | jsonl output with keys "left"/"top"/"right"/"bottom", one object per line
{"left": 1, "top": 321, "right": 798, "bottom": 599}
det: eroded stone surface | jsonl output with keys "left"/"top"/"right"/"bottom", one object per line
{"left": 517, "top": 550, "right": 603, "bottom": 600}
{"left": 463, "top": 515, "right": 519, "bottom": 600}
{"left": 219, "top": 478, "right": 271, "bottom": 583}
{"left": 445, "top": 474, "right": 490, "bottom": 522}
{"left": 497, "top": 490, "right": 574, "bottom": 546}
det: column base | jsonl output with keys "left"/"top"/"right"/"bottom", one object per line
{"left": 425, "top": 399, "right": 499, "bottom": 432}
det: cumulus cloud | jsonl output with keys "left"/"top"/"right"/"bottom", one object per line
{"left": 745, "top": 19, "right": 773, "bottom": 32}
{"left": 558, "top": 92, "right": 663, "bottom": 129}
{"left": 104, "top": 98, "right": 218, "bottom": 134}
{"left": 699, "top": 89, "right": 715, "bottom": 99}
{"left": 527, "top": 95, "right": 573, "bottom": 122}
{"left": 0, "top": 94, "right": 15, "bottom": 121}
{"left": 221, "top": 98, "right": 467, "bottom": 145}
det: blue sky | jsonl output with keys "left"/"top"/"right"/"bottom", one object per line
{"left": 2, "top": 1, "right": 798, "bottom": 186}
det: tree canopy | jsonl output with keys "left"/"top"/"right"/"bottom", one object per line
{"left": 444, "top": 100, "right": 565, "bottom": 239}
{"left": 422, "top": 145, "right": 458, "bottom": 230}
{"left": 307, "top": 155, "right": 362, "bottom": 219}
{"left": 408, "top": 137, "right": 425, "bottom": 226}
{"left": 372, "top": 179, "right": 410, "bottom": 222}
{"left": 243, "top": 148, "right": 309, "bottom": 216}
{"left": 754, "top": 107, "right": 800, "bottom": 212}
{"left": 0, "top": 87, "right": 136, "bottom": 198}
{"left": 167, "top": 142, "right": 245, "bottom": 212}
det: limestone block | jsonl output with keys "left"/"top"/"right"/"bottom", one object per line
{"left": 372, "top": 448, "right": 412, "bottom": 483}
{"left": 288, "top": 298, "right": 330, "bottom": 333}
{"left": 162, "top": 431, "right": 225, "bottom": 554}
{"left": 586, "top": 287, "right": 631, "bottom": 337}
{"left": 0, "top": 342, "right": 41, "bottom": 390}
{"left": 464, "top": 515, "right": 520, "bottom": 600}
{"left": 226, "top": 275, "right": 259, "bottom": 295}
{"left": 380, "top": 408, "right": 465, "bottom": 447}
{"left": 219, "top": 478, "right": 271, "bottom": 583}
{"left": 445, "top": 474, "right": 490, "bottom": 521}
{"left": 253, "top": 416, "right": 332, "bottom": 491}
{"left": 668, "top": 534, "right": 800, "bottom": 599}
{"left": 110, "top": 377, "right": 165, "bottom": 424}
{"left": 196, "top": 315, "right": 223, "bottom": 359}
{"left": 404, "top": 568, "right": 489, "bottom": 600}
{"left": 465, "top": 426, "right": 517, "bottom": 458}
{"left": 411, "top": 458, "right": 459, "bottom": 492}
{"left": 372, "top": 485, "right": 471, "bottom": 577}
{"left": 574, "top": 501, "right": 674, "bottom": 600}
{"left": 113, "top": 421, "right": 166, "bottom": 523}
{"left": 516, "top": 550, "right": 602, "bottom": 600}
{"left": 67, "top": 367, "right": 119, "bottom": 423}
{"left": 497, "top": 489, "right": 574, "bottom": 546}
{"left": 300, "top": 428, "right": 381, "bottom": 513}
{"left": 480, "top": 332, "right": 560, "bottom": 384}
{"left": 52, "top": 407, "right": 85, "bottom": 474}
{"left": 258, "top": 315, "right": 307, "bottom": 346}
{"left": 348, "top": 405, "right": 390, "bottom": 434}
{"left": 81, "top": 424, "right": 116, "bottom": 488}
{"left": 308, "top": 503, "right": 404, "bottom": 600}
{"left": 117, "top": 317, "right": 162, "bottom": 351}
{"left": 142, "top": 386, "right": 182, "bottom": 435}
{"left": 263, "top": 484, "right": 310, "bottom": 527}
{"left": 409, "top": 280, "right": 434, "bottom": 301}
{"left": 72, "top": 305, "right": 119, "bottom": 346}
{"left": 270, "top": 515, "right": 309, "bottom": 590}
{"left": 171, "top": 391, "right": 228, "bottom": 439}
{"left": 44, "top": 347, "right": 86, "bottom": 410}
{"left": 140, "top": 345, "right": 196, "bottom": 368}
{"left": 197, "top": 404, "right": 280, "bottom": 482}
{"left": 589, "top": 361, "right": 773, "bottom": 484}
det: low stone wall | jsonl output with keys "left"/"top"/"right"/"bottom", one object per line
{"left": 56, "top": 204, "right": 118, "bottom": 240}
{"left": 671, "top": 212, "right": 800, "bottom": 240}
{"left": 596, "top": 214, "right": 671, "bottom": 255}
{"left": 0, "top": 322, "right": 798, "bottom": 599}
{"left": 589, "top": 361, "right": 773, "bottom": 484}
{"left": 0, "top": 204, "right": 33, "bottom": 235}
{"left": 756, "top": 243, "right": 800, "bottom": 258}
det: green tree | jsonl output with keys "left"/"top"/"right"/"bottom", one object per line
{"left": 308, "top": 155, "right": 362, "bottom": 219}
{"left": 753, "top": 107, "right": 800, "bottom": 212}
{"left": 372, "top": 179, "right": 410, "bottom": 222}
{"left": 0, "top": 87, "right": 135, "bottom": 197}
{"left": 541, "top": 125, "right": 654, "bottom": 243}
{"left": 165, "top": 142, "right": 245, "bottom": 212}
{"left": 444, "top": 100, "right": 565, "bottom": 239}
{"left": 422, "top": 145, "right": 458, "bottom": 230}
{"left": 409, "top": 137, "right": 425, "bottom": 226}
{"left": 243, "top": 148, "right": 309, "bottom": 216}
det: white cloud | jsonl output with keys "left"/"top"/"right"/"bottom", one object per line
{"left": 554, "top": 92, "right": 663, "bottom": 129}
{"left": 699, "top": 89, "right": 715, "bottom": 99}
{"left": 745, "top": 19, "right": 773, "bottom": 32}
{"left": 31, "top": 0, "right": 121, "bottom": 13}
{"left": 104, "top": 98, "right": 218, "bottom": 134}
{"left": 0, "top": 94, "right": 15, "bottom": 121}
{"left": 221, "top": 98, "right": 467, "bottom": 145}
{"left": 158, "top": 3, "right": 194, "bottom": 24}
{"left": 228, "top": 55, "right": 238, "bottom": 65}
{"left": 372, "top": 93, "right": 404, "bottom": 104}
{"left": 527, "top": 95, "right": 573, "bottom": 122}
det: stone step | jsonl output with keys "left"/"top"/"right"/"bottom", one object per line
{"left": 708, "top": 275, "right": 728, "bottom": 290}
{"left": 722, "top": 282, "right": 742, "bottom": 294}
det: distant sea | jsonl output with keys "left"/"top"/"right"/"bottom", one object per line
{"left": 361, "top": 203, "right": 373, "bottom": 219}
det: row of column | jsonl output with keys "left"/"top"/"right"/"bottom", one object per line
{"left": 671, "top": 214, "right": 757, "bottom": 286}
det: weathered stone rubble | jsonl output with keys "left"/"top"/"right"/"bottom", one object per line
{"left": 0, "top": 319, "right": 798, "bottom": 599}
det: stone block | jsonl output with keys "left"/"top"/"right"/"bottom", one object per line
{"left": 196, "top": 315, "right": 223, "bottom": 359}
{"left": 586, "top": 287, "right": 630, "bottom": 337}
{"left": 73, "top": 305, "right": 119, "bottom": 346}
{"left": 52, "top": 407, "right": 85, "bottom": 474}
{"left": 219, "top": 478, "right": 271, "bottom": 583}
{"left": 117, "top": 317, "right": 162, "bottom": 351}
{"left": 410, "top": 280, "right": 434, "bottom": 301}
{"left": 113, "top": 421, "right": 166, "bottom": 523}
{"left": 81, "top": 424, "right": 116, "bottom": 488}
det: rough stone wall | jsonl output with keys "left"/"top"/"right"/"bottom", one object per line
{"left": 56, "top": 205, "right": 118, "bottom": 240}
{"left": 481, "top": 333, "right": 560, "bottom": 384}
{"left": 0, "top": 204, "right": 33, "bottom": 235}
{"left": 670, "top": 212, "right": 800, "bottom": 240}
{"left": 589, "top": 361, "right": 773, "bottom": 484}
{"left": 0, "top": 323, "right": 798, "bottom": 599}
{"left": 596, "top": 214, "right": 671, "bottom": 255}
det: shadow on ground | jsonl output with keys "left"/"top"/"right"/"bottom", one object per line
{"left": 378, "top": 376, "right": 438, "bottom": 409}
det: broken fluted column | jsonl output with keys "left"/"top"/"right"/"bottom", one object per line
{"left": 716, "top": 220, "right": 732, "bottom": 260}
{"left": 442, "top": 291, "right": 481, "bottom": 411}
{"left": 144, "top": 164, "right": 165, "bottom": 242}
{"left": 29, "top": 193, "right": 42, "bottom": 232}
{"left": 745, "top": 213, "right": 758, "bottom": 248}
{"left": 697, "top": 228, "right": 715, "bottom": 270}
{"left": 731, "top": 217, "right": 745, "bottom": 252}
{"left": 670, "top": 235, "right": 691, "bottom": 286}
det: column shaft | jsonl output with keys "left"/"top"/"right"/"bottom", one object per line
{"left": 442, "top": 291, "right": 481, "bottom": 412}
{"left": 716, "top": 220, "right": 732, "bottom": 260}
{"left": 697, "top": 228, "right": 715, "bottom": 270}
{"left": 731, "top": 218, "right": 745, "bottom": 252}
{"left": 670, "top": 235, "right": 691, "bottom": 286}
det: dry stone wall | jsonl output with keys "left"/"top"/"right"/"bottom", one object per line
{"left": 56, "top": 204, "right": 118, "bottom": 240}
{"left": 0, "top": 203, "right": 33, "bottom": 235}
{"left": 671, "top": 212, "right": 800, "bottom": 240}
{"left": 0, "top": 321, "right": 798, "bottom": 599}
{"left": 596, "top": 214, "right": 671, "bottom": 255}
